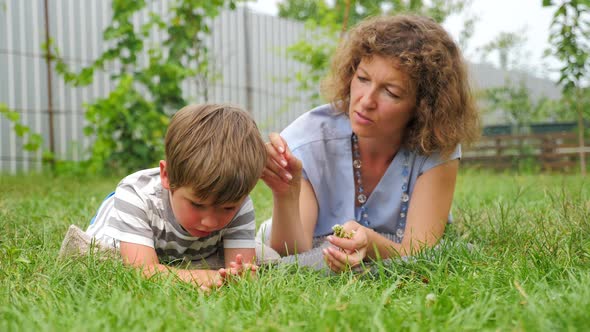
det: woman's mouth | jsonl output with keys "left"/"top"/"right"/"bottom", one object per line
{"left": 353, "top": 111, "right": 373, "bottom": 125}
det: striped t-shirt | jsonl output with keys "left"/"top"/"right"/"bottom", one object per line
{"left": 86, "top": 167, "right": 256, "bottom": 263}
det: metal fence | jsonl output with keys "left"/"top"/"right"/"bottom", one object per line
{"left": 0, "top": 0, "right": 315, "bottom": 173}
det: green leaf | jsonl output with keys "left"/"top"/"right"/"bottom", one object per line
{"left": 5, "top": 110, "right": 19, "bottom": 122}
{"left": 16, "top": 257, "right": 31, "bottom": 264}
{"left": 14, "top": 123, "right": 30, "bottom": 136}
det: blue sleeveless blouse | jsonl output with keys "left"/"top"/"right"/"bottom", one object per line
{"left": 281, "top": 104, "right": 461, "bottom": 241}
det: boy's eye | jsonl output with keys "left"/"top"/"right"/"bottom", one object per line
{"left": 190, "top": 202, "right": 205, "bottom": 209}
{"left": 223, "top": 206, "right": 237, "bottom": 212}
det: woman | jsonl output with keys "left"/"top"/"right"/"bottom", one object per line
{"left": 260, "top": 14, "right": 480, "bottom": 272}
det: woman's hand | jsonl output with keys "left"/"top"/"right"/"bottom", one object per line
{"left": 323, "top": 220, "right": 369, "bottom": 272}
{"left": 260, "top": 132, "right": 302, "bottom": 197}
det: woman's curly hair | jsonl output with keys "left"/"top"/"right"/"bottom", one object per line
{"left": 322, "top": 14, "right": 480, "bottom": 158}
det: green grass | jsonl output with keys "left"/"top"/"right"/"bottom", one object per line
{"left": 1, "top": 171, "right": 589, "bottom": 331}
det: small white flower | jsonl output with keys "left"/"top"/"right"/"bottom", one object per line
{"left": 425, "top": 293, "right": 436, "bottom": 303}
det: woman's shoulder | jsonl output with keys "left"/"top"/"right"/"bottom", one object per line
{"left": 281, "top": 104, "right": 351, "bottom": 150}
{"left": 411, "top": 145, "right": 462, "bottom": 176}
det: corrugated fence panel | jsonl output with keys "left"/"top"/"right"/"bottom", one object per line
{"left": 0, "top": 1, "right": 316, "bottom": 173}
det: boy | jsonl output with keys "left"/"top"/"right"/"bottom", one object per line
{"left": 63, "top": 103, "right": 269, "bottom": 290}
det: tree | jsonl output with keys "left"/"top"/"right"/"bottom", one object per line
{"left": 543, "top": 0, "right": 590, "bottom": 176}
{"left": 483, "top": 80, "right": 548, "bottom": 130}
{"left": 278, "top": 0, "right": 468, "bottom": 27}
{"left": 478, "top": 31, "right": 543, "bottom": 132}
{"left": 53, "top": 0, "right": 240, "bottom": 173}
{"left": 278, "top": 0, "right": 471, "bottom": 106}
{"left": 478, "top": 31, "right": 529, "bottom": 71}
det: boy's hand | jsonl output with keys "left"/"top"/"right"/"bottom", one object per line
{"left": 219, "top": 254, "right": 258, "bottom": 281}
{"left": 260, "top": 132, "right": 303, "bottom": 197}
{"left": 185, "top": 269, "right": 225, "bottom": 292}
{"left": 323, "top": 220, "right": 369, "bottom": 273}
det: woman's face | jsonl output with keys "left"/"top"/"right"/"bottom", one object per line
{"left": 348, "top": 55, "right": 416, "bottom": 142}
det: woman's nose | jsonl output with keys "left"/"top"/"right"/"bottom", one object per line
{"left": 360, "top": 87, "right": 377, "bottom": 109}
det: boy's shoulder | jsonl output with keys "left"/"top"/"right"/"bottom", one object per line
{"left": 235, "top": 195, "right": 254, "bottom": 216}
{"left": 116, "top": 167, "right": 164, "bottom": 206}
{"left": 119, "top": 167, "right": 161, "bottom": 187}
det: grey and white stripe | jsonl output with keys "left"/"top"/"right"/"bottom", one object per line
{"left": 86, "top": 167, "right": 256, "bottom": 261}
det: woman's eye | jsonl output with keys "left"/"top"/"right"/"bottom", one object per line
{"left": 385, "top": 89, "right": 399, "bottom": 99}
{"left": 357, "top": 75, "right": 369, "bottom": 82}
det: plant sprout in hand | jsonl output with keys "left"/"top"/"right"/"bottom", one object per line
{"left": 332, "top": 224, "right": 355, "bottom": 239}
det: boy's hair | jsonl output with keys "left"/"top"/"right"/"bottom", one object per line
{"left": 164, "top": 104, "right": 266, "bottom": 204}
{"left": 322, "top": 14, "right": 480, "bottom": 158}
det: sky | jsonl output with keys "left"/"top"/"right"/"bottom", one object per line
{"left": 245, "top": 0, "right": 559, "bottom": 79}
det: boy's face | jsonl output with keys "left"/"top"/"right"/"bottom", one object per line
{"left": 159, "top": 161, "right": 244, "bottom": 237}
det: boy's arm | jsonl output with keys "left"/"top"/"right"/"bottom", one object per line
{"left": 120, "top": 241, "right": 222, "bottom": 290}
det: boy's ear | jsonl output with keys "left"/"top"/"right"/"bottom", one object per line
{"left": 160, "top": 160, "right": 171, "bottom": 190}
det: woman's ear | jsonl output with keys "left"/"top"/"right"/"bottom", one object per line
{"left": 159, "top": 160, "right": 171, "bottom": 190}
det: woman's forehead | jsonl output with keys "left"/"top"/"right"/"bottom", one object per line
{"left": 357, "top": 56, "right": 415, "bottom": 91}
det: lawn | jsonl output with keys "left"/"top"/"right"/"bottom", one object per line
{"left": 1, "top": 170, "right": 589, "bottom": 331}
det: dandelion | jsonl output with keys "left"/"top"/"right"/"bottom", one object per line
{"left": 425, "top": 293, "right": 436, "bottom": 306}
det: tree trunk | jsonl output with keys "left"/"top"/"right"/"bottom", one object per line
{"left": 340, "top": 0, "right": 351, "bottom": 37}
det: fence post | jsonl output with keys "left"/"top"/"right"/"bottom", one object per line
{"left": 243, "top": 7, "right": 253, "bottom": 114}
{"left": 576, "top": 95, "right": 586, "bottom": 176}
{"left": 540, "top": 135, "right": 552, "bottom": 171}
{"left": 495, "top": 137, "right": 502, "bottom": 165}
{"left": 43, "top": 0, "right": 55, "bottom": 169}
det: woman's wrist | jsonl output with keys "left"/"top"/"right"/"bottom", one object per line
{"left": 271, "top": 185, "right": 301, "bottom": 200}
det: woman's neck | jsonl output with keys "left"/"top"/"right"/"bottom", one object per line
{"left": 357, "top": 134, "right": 403, "bottom": 167}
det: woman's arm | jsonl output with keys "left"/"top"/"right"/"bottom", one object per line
{"left": 324, "top": 159, "right": 459, "bottom": 270}
{"left": 372, "top": 158, "right": 459, "bottom": 257}
{"left": 261, "top": 133, "right": 319, "bottom": 255}
{"left": 270, "top": 179, "right": 319, "bottom": 255}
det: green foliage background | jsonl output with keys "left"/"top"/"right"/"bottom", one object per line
{"left": 2, "top": 0, "right": 588, "bottom": 175}
{"left": 277, "top": 0, "right": 469, "bottom": 106}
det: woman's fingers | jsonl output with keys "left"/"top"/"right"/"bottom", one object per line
{"left": 261, "top": 168, "right": 291, "bottom": 190}
{"left": 272, "top": 134, "right": 301, "bottom": 173}
{"left": 327, "top": 235, "right": 356, "bottom": 251}
{"left": 265, "top": 143, "right": 289, "bottom": 179}
{"left": 323, "top": 246, "right": 362, "bottom": 272}
{"left": 267, "top": 133, "right": 288, "bottom": 166}
{"left": 268, "top": 132, "right": 286, "bottom": 153}
{"left": 323, "top": 247, "right": 352, "bottom": 272}
{"left": 264, "top": 161, "right": 292, "bottom": 182}
{"left": 328, "top": 222, "right": 368, "bottom": 253}
{"left": 264, "top": 133, "right": 298, "bottom": 183}
{"left": 323, "top": 248, "right": 345, "bottom": 272}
